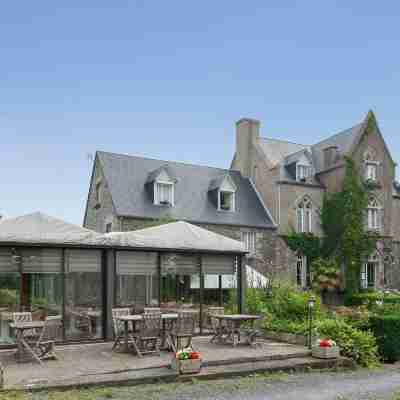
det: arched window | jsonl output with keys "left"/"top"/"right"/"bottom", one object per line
{"left": 367, "top": 197, "right": 382, "bottom": 231}
{"left": 297, "top": 197, "right": 313, "bottom": 233}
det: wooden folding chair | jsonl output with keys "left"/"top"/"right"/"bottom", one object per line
{"left": 168, "top": 311, "right": 197, "bottom": 352}
{"left": 111, "top": 308, "right": 134, "bottom": 351}
{"left": 33, "top": 316, "right": 62, "bottom": 361}
{"left": 135, "top": 312, "right": 162, "bottom": 357}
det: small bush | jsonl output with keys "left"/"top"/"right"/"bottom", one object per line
{"left": 369, "top": 314, "right": 400, "bottom": 362}
{"left": 0, "top": 288, "right": 17, "bottom": 308}
{"left": 315, "top": 318, "right": 379, "bottom": 367}
{"left": 346, "top": 292, "right": 400, "bottom": 308}
{"left": 262, "top": 283, "right": 322, "bottom": 321}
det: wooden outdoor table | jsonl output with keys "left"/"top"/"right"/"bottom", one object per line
{"left": 9, "top": 321, "right": 46, "bottom": 365}
{"left": 116, "top": 313, "right": 178, "bottom": 354}
{"left": 212, "top": 314, "right": 261, "bottom": 347}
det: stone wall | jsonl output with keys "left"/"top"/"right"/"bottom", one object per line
{"left": 83, "top": 157, "right": 118, "bottom": 233}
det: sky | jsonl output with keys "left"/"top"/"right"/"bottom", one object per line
{"left": 1, "top": 1, "right": 399, "bottom": 225}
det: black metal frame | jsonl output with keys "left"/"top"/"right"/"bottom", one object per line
{"left": 0, "top": 243, "right": 245, "bottom": 347}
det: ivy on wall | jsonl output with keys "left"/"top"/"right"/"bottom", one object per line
{"left": 285, "top": 156, "right": 378, "bottom": 296}
{"left": 285, "top": 232, "right": 321, "bottom": 264}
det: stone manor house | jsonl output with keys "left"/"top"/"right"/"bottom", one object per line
{"left": 84, "top": 111, "right": 400, "bottom": 291}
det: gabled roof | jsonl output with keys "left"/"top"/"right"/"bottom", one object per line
{"left": 0, "top": 212, "right": 103, "bottom": 246}
{"left": 96, "top": 151, "right": 275, "bottom": 229}
{"left": 146, "top": 165, "right": 177, "bottom": 184}
{"left": 208, "top": 173, "right": 237, "bottom": 192}
{"left": 258, "top": 113, "right": 388, "bottom": 175}
{"left": 259, "top": 138, "right": 308, "bottom": 167}
{"left": 284, "top": 148, "right": 313, "bottom": 166}
{"left": 311, "top": 123, "right": 363, "bottom": 172}
{"left": 105, "top": 220, "right": 246, "bottom": 254}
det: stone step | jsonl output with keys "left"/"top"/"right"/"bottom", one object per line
{"left": 180, "top": 356, "right": 354, "bottom": 382}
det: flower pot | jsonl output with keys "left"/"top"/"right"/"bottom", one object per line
{"left": 171, "top": 358, "right": 202, "bottom": 374}
{"left": 312, "top": 345, "right": 340, "bottom": 359}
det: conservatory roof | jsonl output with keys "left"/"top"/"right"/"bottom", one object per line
{"left": 0, "top": 213, "right": 246, "bottom": 254}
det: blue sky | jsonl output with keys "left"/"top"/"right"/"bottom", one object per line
{"left": 1, "top": 1, "right": 399, "bottom": 225}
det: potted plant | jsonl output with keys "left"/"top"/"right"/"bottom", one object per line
{"left": 31, "top": 297, "right": 48, "bottom": 321}
{"left": 312, "top": 338, "right": 340, "bottom": 359}
{"left": 171, "top": 348, "right": 202, "bottom": 374}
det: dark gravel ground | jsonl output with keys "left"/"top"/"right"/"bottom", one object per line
{"left": 5, "top": 365, "right": 400, "bottom": 400}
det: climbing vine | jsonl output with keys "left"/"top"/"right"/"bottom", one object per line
{"left": 285, "top": 232, "right": 321, "bottom": 264}
{"left": 285, "top": 156, "right": 378, "bottom": 296}
{"left": 321, "top": 157, "right": 378, "bottom": 295}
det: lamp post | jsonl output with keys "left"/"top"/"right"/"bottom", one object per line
{"left": 308, "top": 294, "right": 316, "bottom": 350}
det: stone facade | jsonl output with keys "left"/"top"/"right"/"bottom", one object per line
{"left": 84, "top": 157, "right": 119, "bottom": 233}
{"left": 232, "top": 113, "right": 400, "bottom": 290}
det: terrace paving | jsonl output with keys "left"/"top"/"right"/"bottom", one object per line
{"left": 0, "top": 337, "right": 311, "bottom": 390}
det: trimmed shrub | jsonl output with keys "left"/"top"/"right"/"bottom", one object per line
{"left": 369, "top": 314, "right": 400, "bottom": 362}
{"left": 315, "top": 318, "right": 379, "bottom": 367}
{"left": 346, "top": 292, "right": 400, "bottom": 308}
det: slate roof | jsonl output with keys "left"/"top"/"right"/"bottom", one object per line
{"left": 105, "top": 221, "right": 246, "bottom": 253}
{"left": 259, "top": 123, "right": 363, "bottom": 174}
{"left": 311, "top": 123, "right": 363, "bottom": 172}
{"left": 97, "top": 151, "right": 275, "bottom": 229}
{"left": 259, "top": 138, "right": 308, "bottom": 167}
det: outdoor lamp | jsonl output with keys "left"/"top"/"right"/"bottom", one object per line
{"left": 308, "top": 295, "right": 316, "bottom": 349}
{"left": 308, "top": 295, "right": 316, "bottom": 309}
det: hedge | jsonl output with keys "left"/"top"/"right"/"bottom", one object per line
{"left": 369, "top": 314, "right": 400, "bottom": 362}
{"left": 346, "top": 292, "right": 400, "bottom": 308}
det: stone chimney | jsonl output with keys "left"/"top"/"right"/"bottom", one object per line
{"left": 323, "top": 146, "right": 339, "bottom": 169}
{"left": 235, "top": 118, "right": 260, "bottom": 178}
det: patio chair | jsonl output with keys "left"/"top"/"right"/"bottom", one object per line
{"left": 12, "top": 312, "right": 37, "bottom": 339}
{"left": 70, "top": 309, "right": 93, "bottom": 337}
{"left": 135, "top": 312, "right": 162, "bottom": 357}
{"left": 111, "top": 308, "right": 135, "bottom": 351}
{"left": 33, "top": 315, "right": 62, "bottom": 361}
{"left": 143, "top": 307, "right": 161, "bottom": 314}
{"left": 167, "top": 311, "right": 197, "bottom": 352}
{"left": 209, "top": 308, "right": 227, "bottom": 344}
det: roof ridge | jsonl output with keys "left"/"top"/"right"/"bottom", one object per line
{"left": 312, "top": 122, "right": 363, "bottom": 148}
{"left": 260, "top": 137, "right": 309, "bottom": 147}
{"left": 97, "top": 150, "right": 238, "bottom": 174}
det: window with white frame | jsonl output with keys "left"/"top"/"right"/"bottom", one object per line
{"left": 296, "top": 164, "right": 311, "bottom": 181}
{"left": 242, "top": 231, "right": 256, "bottom": 256}
{"left": 297, "top": 198, "right": 313, "bottom": 233}
{"left": 154, "top": 182, "right": 174, "bottom": 206}
{"left": 296, "top": 254, "right": 307, "bottom": 287}
{"left": 367, "top": 197, "right": 381, "bottom": 231}
{"left": 365, "top": 163, "right": 378, "bottom": 181}
{"left": 361, "top": 253, "right": 379, "bottom": 289}
{"left": 219, "top": 190, "right": 235, "bottom": 212}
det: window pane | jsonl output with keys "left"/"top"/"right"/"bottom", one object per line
{"left": 64, "top": 250, "right": 103, "bottom": 341}
{"left": 0, "top": 273, "right": 21, "bottom": 347}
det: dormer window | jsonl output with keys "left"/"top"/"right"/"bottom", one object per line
{"left": 296, "top": 165, "right": 311, "bottom": 182}
{"left": 147, "top": 165, "right": 176, "bottom": 207}
{"left": 219, "top": 190, "right": 235, "bottom": 211}
{"left": 209, "top": 173, "right": 237, "bottom": 213}
{"left": 154, "top": 181, "right": 174, "bottom": 206}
